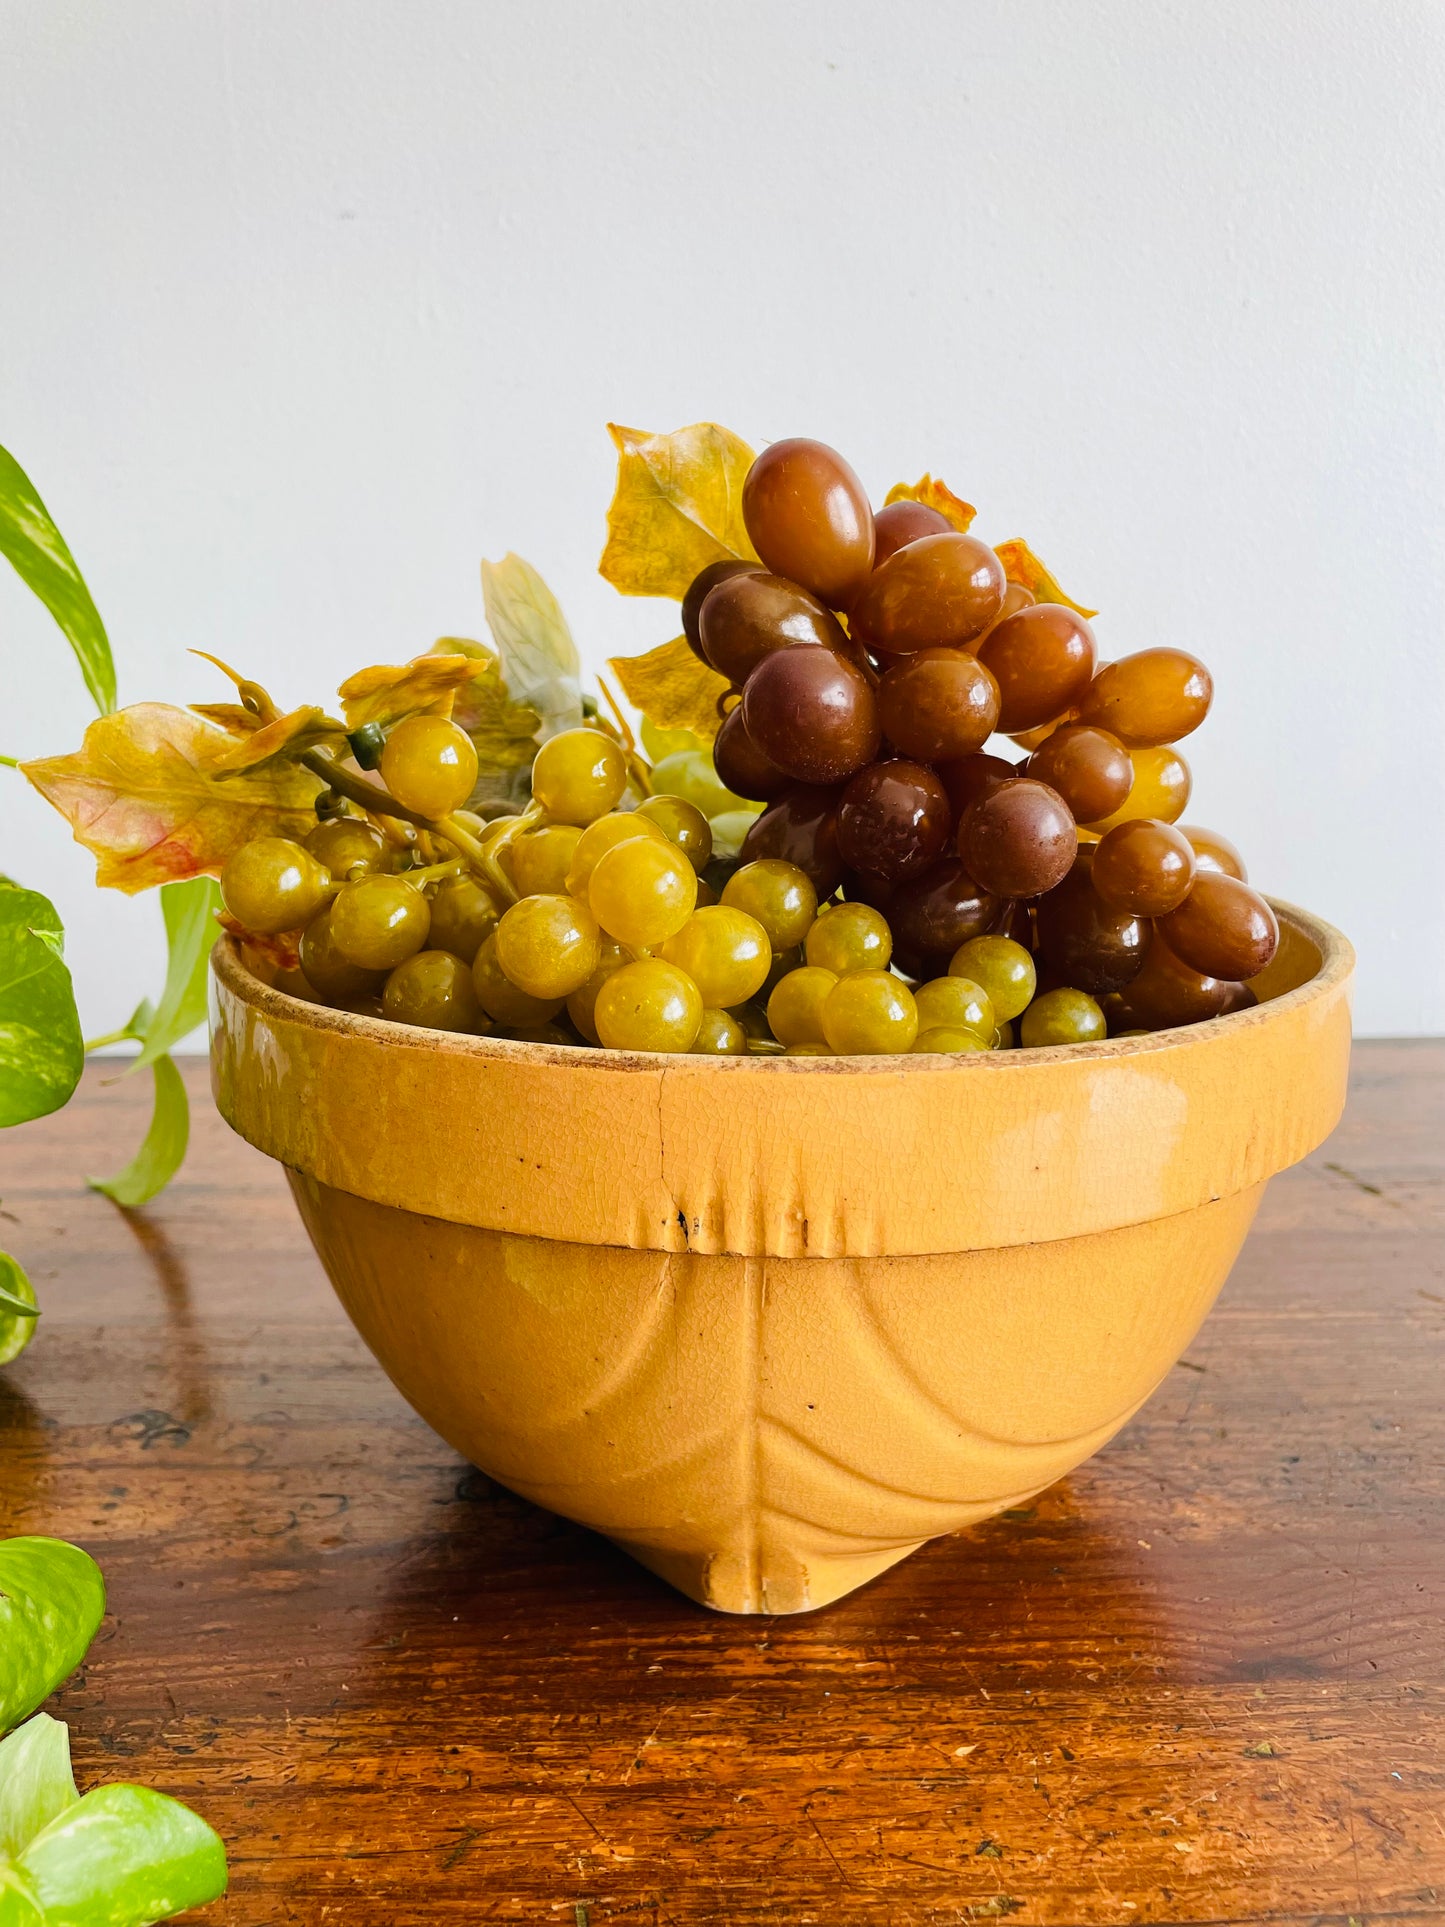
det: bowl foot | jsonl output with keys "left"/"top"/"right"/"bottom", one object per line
{"left": 616, "top": 1534, "right": 927, "bottom": 1614}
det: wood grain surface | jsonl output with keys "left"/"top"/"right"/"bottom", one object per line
{"left": 1, "top": 1043, "right": 1441, "bottom": 1925}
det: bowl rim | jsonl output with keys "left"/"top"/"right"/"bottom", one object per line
{"left": 212, "top": 897, "right": 1353, "bottom": 1076}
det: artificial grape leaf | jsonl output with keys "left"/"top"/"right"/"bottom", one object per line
{"left": 0, "top": 1538, "right": 106, "bottom": 1736}
{"left": 186, "top": 704, "right": 257, "bottom": 737}
{"left": 607, "top": 637, "right": 730, "bottom": 745}
{"left": 88, "top": 1053, "right": 188, "bottom": 1209}
{"left": 640, "top": 719, "right": 704, "bottom": 761}
{"left": 0, "top": 444, "right": 116, "bottom": 716}
{"left": 208, "top": 705, "right": 345, "bottom": 775}
{"left": 0, "top": 1715, "right": 79, "bottom": 1859}
{"left": 598, "top": 422, "right": 758, "bottom": 601}
{"left": 127, "top": 879, "right": 222, "bottom": 1075}
{"left": 0, "top": 882, "right": 84, "bottom": 1129}
{"left": 994, "top": 538, "right": 1097, "bottom": 619}
{"left": 0, "top": 1254, "right": 39, "bottom": 1369}
{"left": 479, "top": 554, "right": 582, "bottom": 740}
{"left": 338, "top": 653, "right": 490, "bottom": 731}
{"left": 431, "top": 638, "right": 542, "bottom": 768}
{"left": 15, "top": 1783, "right": 227, "bottom": 1926}
{"left": 21, "top": 705, "right": 323, "bottom": 893}
{"left": 883, "top": 475, "right": 978, "bottom": 533}
{"left": 217, "top": 915, "right": 299, "bottom": 973}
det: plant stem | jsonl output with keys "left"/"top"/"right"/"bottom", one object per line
{"left": 300, "top": 749, "right": 430, "bottom": 826}
{"left": 84, "top": 1028, "right": 138, "bottom": 1054}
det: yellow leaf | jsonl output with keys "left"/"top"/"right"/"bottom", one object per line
{"left": 478, "top": 557, "right": 582, "bottom": 738}
{"left": 883, "top": 475, "right": 977, "bottom": 533}
{"left": 429, "top": 636, "right": 542, "bottom": 769}
{"left": 599, "top": 422, "right": 758, "bottom": 601}
{"left": 608, "top": 638, "right": 731, "bottom": 745}
{"left": 338, "top": 652, "right": 492, "bottom": 729}
{"left": 22, "top": 704, "right": 323, "bottom": 893}
{"left": 189, "top": 703, "right": 260, "bottom": 736}
{"left": 994, "top": 538, "right": 1098, "bottom": 619}
{"left": 209, "top": 705, "right": 346, "bottom": 774}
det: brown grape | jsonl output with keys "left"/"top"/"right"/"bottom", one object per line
{"left": 877, "top": 649, "right": 1000, "bottom": 762}
{"left": 742, "top": 438, "right": 875, "bottom": 607}
{"left": 1120, "top": 931, "right": 1248, "bottom": 1030}
{"left": 698, "top": 571, "right": 851, "bottom": 684}
{"left": 975, "top": 604, "right": 1097, "bottom": 733}
{"left": 936, "top": 751, "right": 1019, "bottom": 821}
{"left": 1075, "top": 648, "right": 1212, "bottom": 747}
{"left": 850, "top": 532, "right": 1007, "bottom": 654}
{"left": 1034, "top": 849, "right": 1150, "bottom": 995}
{"left": 681, "top": 558, "right": 762, "bottom": 659}
{"left": 1083, "top": 745, "right": 1191, "bottom": 832}
{"left": 1092, "top": 818, "right": 1196, "bottom": 916}
{"left": 1025, "top": 724, "right": 1132, "bottom": 823}
{"left": 957, "top": 778, "right": 1076, "bottom": 898}
{"left": 1180, "top": 824, "right": 1247, "bottom": 881}
{"left": 888, "top": 858, "right": 999, "bottom": 971}
{"left": 871, "top": 499, "right": 952, "bottom": 565}
{"left": 712, "top": 701, "right": 789, "bottom": 802}
{"left": 1157, "top": 871, "right": 1278, "bottom": 980}
{"left": 837, "top": 760, "right": 952, "bottom": 881}
{"left": 741, "top": 646, "right": 880, "bottom": 786}
{"left": 739, "top": 784, "right": 845, "bottom": 897}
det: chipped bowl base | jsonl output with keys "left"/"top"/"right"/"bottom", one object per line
{"left": 290, "top": 1171, "right": 1262, "bottom": 1614}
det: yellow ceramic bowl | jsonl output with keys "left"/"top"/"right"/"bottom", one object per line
{"left": 211, "top": 902, "right": 1352, "bottom": 1614}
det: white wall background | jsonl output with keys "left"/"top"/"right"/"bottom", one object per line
{"left": 2, "top": 0, "right": 1442, "bottom": 1039}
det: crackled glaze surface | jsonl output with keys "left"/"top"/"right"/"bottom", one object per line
{"left": 210, "top": 904, "right": 1353, "bottom": 1611}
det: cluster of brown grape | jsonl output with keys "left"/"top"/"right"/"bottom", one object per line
{"left": 221, "top": 435, "right": 1278, "bottom": 1055}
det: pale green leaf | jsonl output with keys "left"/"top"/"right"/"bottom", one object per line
{"left": 128, "top": 880, "right": 220, "bottom": 1074}
{"left": 0, "top": 1715, "right": 79, "bottom": 1859}
{"left": 16, "top": 1784, "right": 226, "bottom": 1926}
{"left": 480, "top": 554, "right": 582, "bottom": 739}
{"left": 0, "top": 1254, "right": 39, "bottom": 1369}
{"left": 88, "top": 1054, "right": 188, "bottom": 1209}
{"left": 0, "top": 445, "right": 115, "bottom": 716}
{"left": 0, "top": 882, "right": 84, "bottom": 1129}
{"left": 0, "top": 1538, "right": 106, "bottom": 1737}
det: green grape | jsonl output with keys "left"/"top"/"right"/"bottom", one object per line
{"left": 649, "top": 748, "right": 757, "bottom": 819}
{"left": 804, "top": 901, "right": 892, "bottom": 975}
{"left": 594, "top": 959, "right": 703, "bottom": 1052}
{"left": 995, "top": 1019, "right": 1016, "bottom": 1049}
{"left": 821, "top": 971, "right": 919, "bottom": 1055}
{"left": 272, "top": 964, "right": 322, "bottom": 1004}
{"left": 761, "top": 945, "right": 805, "bottom": 1000}
{"left": 305, "top": 817, "right": 392, "bottom": 880}
{"left": 510, "top": 824, "right": 583, "bottom": 898}
{"left": 720, "top": 858, "right": 817, "bottom": 951}
{"left": 692, "top": 1008, "right": 748, "bottom": 1055}
{"left": 426, "top": 874, "right": 501, "bottom": 963}
{"left": 531, "top": 728, "right": 628, "bottom": 825}
{"left": 329, "top": 874, "right": 431, "bottom": 969}
{"left": 565, "top": 939, "right": 628, "bottom": 1042}
{"left": 636, "top": 793, "right": 714, "bottom": 872}
{"left": 504, "top": 1022, "right": 579, "bottom": 1046}
{"left": 1019, "top": 987, "right": 1107, "bottom": 1048}
{"left": 382, "top": 950, "right": 488, "bottom": 1033}
{"left": 379, "top": 714, "right": 479, "bottom": 819}
{"left": 913, "top": 975, "right": 995, "bottom": 1041}
{"left": 709, "top": 809, "right": 759, "bottom": 861}
{"left": 912, "top": 1025, "right": 991, "bottom": 1054}
{"left": 298, "top": 907, "right": 386, "bottom": 1003}
{"left": 786, "top": 1041, "right": 833, "bottom": 1056}
{"left": 766, "top": 965, "right": 839, "bottom": 1047}
{"left": 221, "top": 837, "right": 331, "bottom": 935}
{"left": 472, "top": 933, "right": 565, "bottom": 1027}
{"left": 588, "top": 835, "right": 698, "bottom": 947}
{"left": 659, "top": 906, "right": 770, "bottom": 1008}
{"left": 732, "top": 1002, "right": 774, "bottom": 1046}
{"left": 948, "top": 935, "right": 1036, "bottom": 1023}
{"left": 563, "top": 811, "right": 667, "bottom": 899}
{"left": 495, "top": 893, "right": 601, "bottom": 999}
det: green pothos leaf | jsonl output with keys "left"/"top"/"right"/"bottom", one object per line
{"left": 12, "top": 1782, "right": 227, "bottom": 1925}
{"left": 128, "top": 879, "right": 220, "bottom": 1075}
{"left": 88, "top": 1054, "right": 188, "bottom": 1209}
{"left": 0, "top": 1254, "right": 39, "bottom": 1368}
{"left": 0, "top": 444, "right": 116, "bottom": 716}
{"left": 0, "top": 882, "right": 84, "bottom": 1130}
{"left": 0, "top": 1714, "right": 79, "bottom": 1860}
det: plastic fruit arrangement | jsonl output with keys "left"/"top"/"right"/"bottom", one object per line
{"left": 23, "top": 422, "right": 1354, "bottom": 1613}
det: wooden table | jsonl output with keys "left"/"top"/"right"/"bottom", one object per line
{"left": 2, "top": 1043, "right": 1441, "bottom": 1925}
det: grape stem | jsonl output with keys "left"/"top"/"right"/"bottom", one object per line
{"left": 299, "top": 747, "right": 512, "bottom": 895}
{"left": 596, "top": 677, "right": 653, "bottom": 798}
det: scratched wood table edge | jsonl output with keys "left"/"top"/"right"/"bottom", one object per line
{"left": 0, "top": 1042, "right": 1441, "bottom": 1927}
